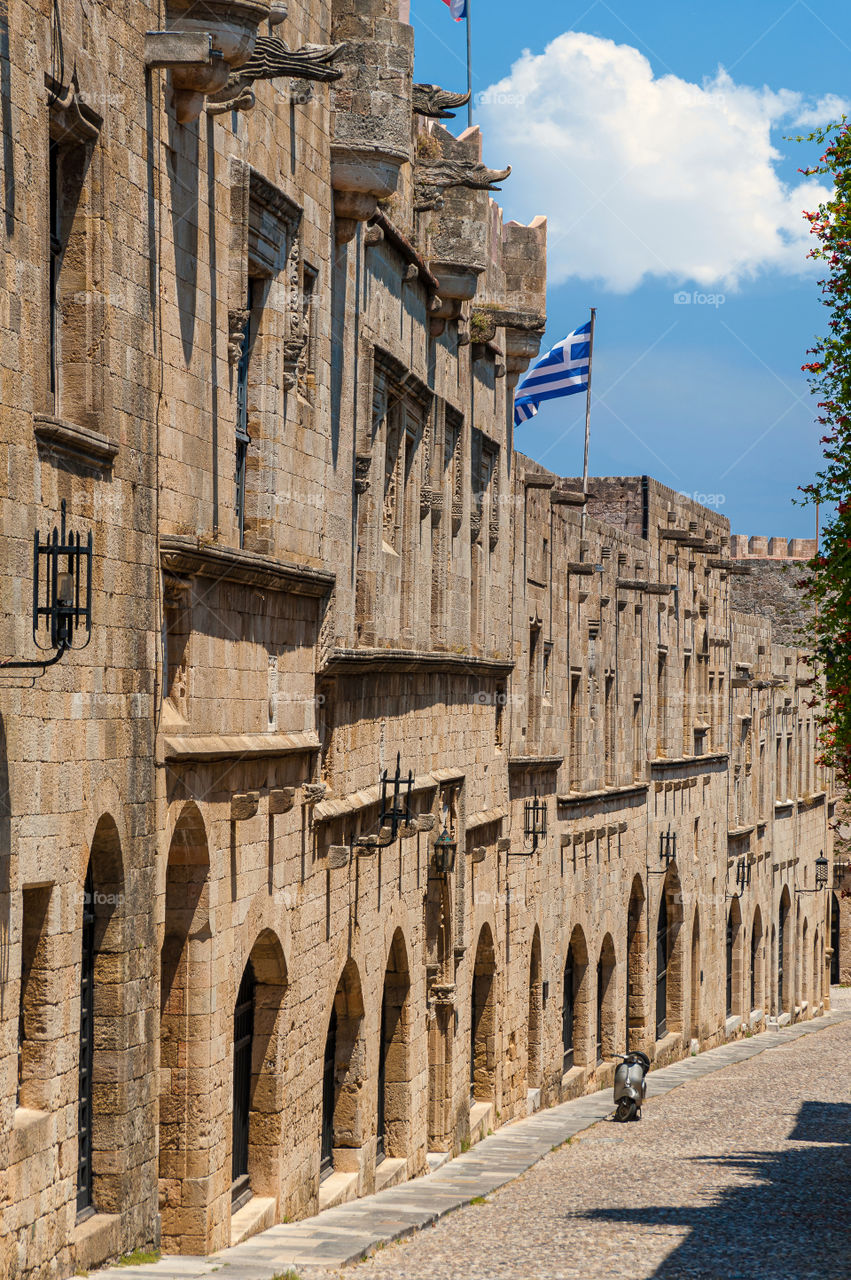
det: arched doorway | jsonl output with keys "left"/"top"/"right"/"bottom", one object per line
{"left": 471, "top": 924, "right": 496, "bottom": 1102}
{"left": 562, "top": 947, "right": 575, "bottom": 1073}
{"left": 656, "top": 892, "right": 668, "bottom": 1040}
{"left": 831, "top": 893, "right": 840, "bottom": 984}
{"left": 377, "top": 930, "right": 412, "bottom": 1163}
{"left": 801, "top": 917, "right": 809, "bottom": 1011}
{"left": 425, "top": 879, "right": 453, "bottom": 1151}
{"left": 159, "top": 802, "right": 212, "bottom": 1253}
{"left": 321, "top": 959, "right": 366, "bottom": 1179}
{"left": 655, "top": 865, "right": 683, "bottom": 1041}
{"left": 626, "top": 876, "right": 646, "bottom": 1052}
{"left": 726, "top": 899, "right": 742, "bottom": 1019}
{"left": 813, "top": 928, "right": 820, "bottom": 1006}
{"left": 779, "top": 887, "right": 792, "bottom": 1013}
{"left": 750, "top": 907, "right": 763, "bottom": 1014}
{"left": 527, "top": 928, "right": 542, "bottom": 1090}
{"left": 321, "top": 1009, "right": 337, "bottom": 1179}
{"left": 78, "top": 815, "right": 123, "bottom": 1222}
{"left": 232, "top": 960, "right": 256, "bottom": 1209}
{"left": 690, "top": 907, "right": 701, "bottom": 1040}
{"left": 78, "top": 862, "right": 95, "bottom": 1217}
{"left": 230, "top": 930, "right": 287, "bottom": 1216}
{"left": 596, "top": 934, "right": 616, "bottom": 1063}
{"left": 565, "top": 925, "right": 590, "bottom": 1067}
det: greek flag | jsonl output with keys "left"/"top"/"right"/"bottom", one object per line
{"left": 514, "top": 322, "right": 592, "bottom": 427}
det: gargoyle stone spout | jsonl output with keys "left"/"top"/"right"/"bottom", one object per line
{"left": 207, "top": 35, "right": 343, "bottom": 112}
{"left": 414, "top": 158, "right": 512, "bottom": 213}
{"left": 412, "top": 83, "right": 471, "bottom": 119}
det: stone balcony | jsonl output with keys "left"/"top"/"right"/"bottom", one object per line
{"left": 330, "top": 0, "right": 414, "bottom": 242}
{"left": 147, "top": 0, "right": 271, "bottom": 120}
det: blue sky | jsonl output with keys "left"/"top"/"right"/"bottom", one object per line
{"left": 410, "top": 0, "right": 848, "bottom": 539}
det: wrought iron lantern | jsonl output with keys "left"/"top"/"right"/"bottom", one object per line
{"left": 659, "top": 825, "right": 677, "bottom": 868}
{"left": 379, "top": 752, "right": 413, "bottom": 842}
{"left": 796, "top": 852, "right": 830, "bottom": 895}
{"left": 736, "top": 856, "right": 751, "bottom": 893}
{"left": 3, "top": 501, "right": 92, "bottom": 672}
{"left": 524, "top": 791, "right": 547, "bottom": 851}
{"left": 432, "top": 825, "right": 457, "bottom": 875}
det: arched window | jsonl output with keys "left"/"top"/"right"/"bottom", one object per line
{"left": 562, "top": 949, "right": 575, "bottom": 1073}
{"left": 656, "top": 895, "right": 668, "bottom": 1040}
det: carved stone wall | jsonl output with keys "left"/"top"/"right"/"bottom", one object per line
{"left": 0, "top": 0, "right": 835, "bottom": 1275}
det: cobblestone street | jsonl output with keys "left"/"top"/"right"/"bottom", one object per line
{"left": 319, "top": 1009, "right": 851, "bottom": 1280}
{"left": 93, "top": 997, "right": 851, "bottom": 1280}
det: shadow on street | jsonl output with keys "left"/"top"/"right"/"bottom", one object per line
{"left": 579, "top": 1100, "right": 851, "bottom": 1279}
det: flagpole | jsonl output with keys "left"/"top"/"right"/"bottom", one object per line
{"left": 580, "top": 307, "right": 597, "bottom": 537}
{"left": 466, "top": 0, "right": 473, "bottom": 128}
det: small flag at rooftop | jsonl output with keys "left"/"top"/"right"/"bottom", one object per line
{"left": 513, "top": 323, "right": 592, "bottom": 428}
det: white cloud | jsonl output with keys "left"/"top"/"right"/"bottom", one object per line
{"left": 790, "top": 93, "right": 849, "bottom": 128}
{"left": 475, "top": 33, "right": 836, "bottom": 292}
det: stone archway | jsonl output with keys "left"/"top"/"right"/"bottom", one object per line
{"left": 655, "top": 864, "right": 684, "bottom": 1041}
{"left": 471, "top": 924, "right": 496, "bottom": 1102}
{"left": 690, "top": 906, "right": 701, "bottom": 1041}
{"left": 230, "top": 929, "right": 287, "bottom": 1215}
{"left": 801, "top": 917, "right": 810, "bottom": 1013}
{"left": 566, "top": 924, "right": 591, "bottom": 1067}
{"left": 322, "top": 959, "right": 366, "bottom": 1179}
{"left": 527, "top": 927, "right": 543, "bottom": 1091}
{"left": 750, "top": 906, "right": 764, "bottom": 1014}
{"left": 626, "top": 876, "right": 646, "bottom": 1052}
{"left": 779, "top": 887, "right": 792, "bottom": 1013}
{"left": 726, "top": 897, "right": 743, "bottom": 1019}
{"left": 596, "top": 934, "right": 617, "bottom": 1063}
{"left": 79, "top": 814, "right": 125, "bottom": 1221}
{"left": 159, "top": 802, "right": 212, "bottom": 1255}
{"left": 425, "top": 878, "right": 453, "bottom": 1152}
{"left": 378, "top": 929, "right": 412, "bottom": 1163}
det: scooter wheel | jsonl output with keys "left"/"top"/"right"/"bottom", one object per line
{"left": 616, "top": 1098, "right": 636, "bottom": 1122}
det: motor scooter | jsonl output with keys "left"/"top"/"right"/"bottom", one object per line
{"left": 612, "top": 1050, "right": 649, "bottom": 1121}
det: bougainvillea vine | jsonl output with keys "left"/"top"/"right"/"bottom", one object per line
{"left": 799, "top": 119, "right": 851, "bottom": 789}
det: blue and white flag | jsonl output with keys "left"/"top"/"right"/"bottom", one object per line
{"left": 514, "top": 322, "right": 592, "bottom": 427}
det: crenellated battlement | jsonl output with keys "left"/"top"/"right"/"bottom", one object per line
{"left": 730, "top": 534, "right": 816, "bottom": 560}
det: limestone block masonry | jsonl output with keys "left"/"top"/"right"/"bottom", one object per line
{"left": 0, "top": 2, "right": 835, "bottom": 1277}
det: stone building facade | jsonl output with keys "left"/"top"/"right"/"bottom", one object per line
{"left": 0, "top": 0, "right": 836, "bottom": 1276}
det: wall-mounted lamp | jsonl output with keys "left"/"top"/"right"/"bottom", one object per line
{"left": 524, "top": 791, "right": 547, "bottom": 851}
{"left": 432, "top": 825, "right": 457, "bottom": 876}
{"left": 2, "top": 501, "right": 92, "bottom": 673}
{"left": 797, "top": 853, "right": 829, "bottom": 895}
{"left": 736, "top": 856, "right": 751, "bottom": 893}
{"left": 659, "top": 825, "right": 677, "bottom": 868}
{"left": 379, "top": 752, "right": 413, "bottom": 841}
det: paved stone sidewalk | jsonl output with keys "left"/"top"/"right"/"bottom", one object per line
{"left": 93, "top": 997, "right": 851, "bottom": 1280}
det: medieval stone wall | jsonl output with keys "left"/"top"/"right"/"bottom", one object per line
{"left": 0, "top": 1, "right": 837, "bottom": 1276}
